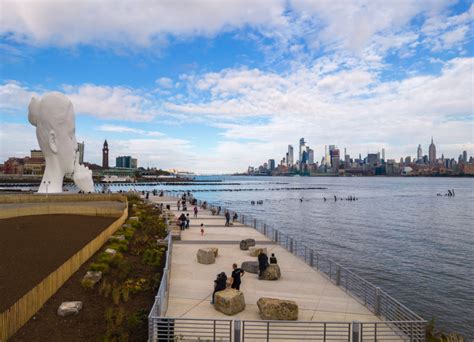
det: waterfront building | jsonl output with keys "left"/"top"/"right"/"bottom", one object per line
{"left": 429, "top": 137, "right": 436, "bottom": 164}
{"left": 268, "top": 159, "right": 275, "bottom": 171}
{"left": 417, "top": 144, "right": 422, "bottom": 161}
{"left": 463, "top": 150, "right": 468, "bottom": 163}
{"left": 331, "top": 148, "right": 340, "bottom": 172}
{"left": 116, "top": 156, "right": 132, "bottom": 168}
{"left": 30, "top": 150, "right": 44, "bottom": 159}
{"left": 287, "top": 145, "right": 294, "bottom": 166}
{"left": 102, "top": 140, "right": 109, "bottom": 169}
{"left": 368, "top": 153, "right": 378, "bottom": 167}
{"left": 77, "top": 142, "right": 84, "bottom": 164}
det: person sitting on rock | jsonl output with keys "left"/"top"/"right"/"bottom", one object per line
{"left": 270, "top": 253, "right": 277, "bottom": 264}
{"left": 211, "top": 272, "right": 227, "bottom": 304}
{"left": 258, "top": 251, "right": 269, "bottom": 277}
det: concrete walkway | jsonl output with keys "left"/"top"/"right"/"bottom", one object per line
{"left": 151, "top": 195, "right": 384, "bottom": 324}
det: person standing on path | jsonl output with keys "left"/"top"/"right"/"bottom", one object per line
{"left": 225, "top": 211, "right": 231, "bottom": 227}
{"left": 179, "top": 213, "right": 186, "bottom": 230}
{"left": 258, "top": 251, "right": 269, "bottom": 277}
{"left": 177, "top": 200, "right": 181, "bottom": 211}
{"left": 200, "top": 223, "right": 205, "bottom": 236}
{"left": 230, "top": 263, "right": 245, "bottom": 290}
{"left": 185, "top": 213, "right": 190, "bottom": 229}
{"left": 193, "top": 206, "right": 198, "bottom": 218}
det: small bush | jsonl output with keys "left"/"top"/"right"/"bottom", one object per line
{"left": 81, "top": 278, "right": 95, "bottom": 289}
{"left": 141, "top": 247, "right": 164, "bottom": 267}
{"left": 90, "top": 262, "right": 110, "bottom": 274}
{"left": 122, "top": 285, "right": 130, "bottom": 302}
{"left": 108, "top": 242, "right": 128, "bottom": 253}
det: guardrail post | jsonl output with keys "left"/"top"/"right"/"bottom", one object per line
{"left": 336, "top": 265, "right": 341, "bottom": 286}
{"left": 374, "top": 287, "right": 381, "bottom": 315}
{"left": 234, "top": 320, "right": 241, "bottom": 342}
{"left": 290, "top": 238, "right": 293, "bottom": 253}
{"left": 263, "top": 224, "right": 267, "bottom": 236}
{"left": 352, "top": 321, "right": 360, "bottom": 342}
{"left": 253, "top": 218, "right": 257, "bottom": 228}
{"left": 310, "top": 250, "right": 314, "bottom": 267}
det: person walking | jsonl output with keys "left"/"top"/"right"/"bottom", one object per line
{"left": 179, "top": 213, "right": 186, "bottom": 230}
{"left": 193, "top": 206, "right": 198, "bottom": 218}
{"left": 225, "top": 211, "right": 231, "bottom": 227}
{"left": 211, "top": 272, "right": 227, "bottom": 304}
{"left": 230, "top": 263, "right": 245, "bottom": 290}
{"left": 177, "top": 200, "right": 181, "bottom": 211}
{"left": 185, "top": 213, "right": 190, "bottom": 229}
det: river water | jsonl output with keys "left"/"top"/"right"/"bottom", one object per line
{"left": 5, "top": 176, "right": 473, "bottom": 337}
{"left": 138, "top": 176, "right": 473, "bottom": 338}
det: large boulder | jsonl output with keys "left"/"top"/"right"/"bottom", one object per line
{"left": 214, "top": 289, "right": 245, "bottom": 315}
{"left": 82, "top": 271, "right": 102, "bottom": 288}
{"left": 197, "top": 248, "right": 216, "bottom": 264}
{"left": 57, "top": 301, "right": 83, "bottom": 316}
{"left": 249, "top": 247, "right": 267, "bottom": 257}
{"left": 241, "top": 261, "right": 259, "bottom": 274}
{"left": 257, "top": 297, "right": 298, "bottom": 320}
{"left": 259, "top": 264, "right": 281, "bottom": 280}
{"left": 240, "top": 239, "right": 256, "bottom": 250}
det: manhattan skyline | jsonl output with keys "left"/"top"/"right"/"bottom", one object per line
{"left": 1, "top": 0, "right": 473, "bottom": 173}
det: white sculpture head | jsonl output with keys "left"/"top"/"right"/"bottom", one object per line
{"left": 28, "top": 92, "right": 94, "bottom": 193}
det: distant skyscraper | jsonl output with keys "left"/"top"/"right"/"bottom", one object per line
{"left": 287, "top": 145, "right": 294, "bottom": 166}
{"left": 307, "top": 147, "right": 314, "bottom": 164}
{"left": 299, "top": 138, "right": 306, "bottom": 166}
{"left": 325, "top": 145, "right": 331, "bottom": 166}
{"left": 268, "top": 159, "right": 276, "bottom": 171}
{"left": 102, "top": 140, "right": 109, "bottom": 169}
{"left": 77, "top": 142, "right": 84, "bottom": 164}
{"left": 331, "top": 149, "right": 340, "bottom": 172}
{"left": 429, "top": 137, "right": 436, "bottom": 164}
{"left": 131, "top": 158, "right": 138, "bottom": 169}
{"left": 116, "top": 155, "right": 132, "bottom": 168}
{"left": 382, "top": 148, "right": 385, "bottom": 161}
{"left": 417, "top": 144, "right": 422, "bottom": 161}
{"left": 462, "top": 150, "right": 467, "bottom": 162}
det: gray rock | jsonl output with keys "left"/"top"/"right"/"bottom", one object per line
{"left": 197, "top": 248, "right": 216, "bottom": 264}
{"left": 214, "top": 289, "right": 245, "bottom": 315}
{"left": 129, "top": 216, "right": 139, "bottom": 222}
{"left": 241, "top": 261, "right": 259, "bottom": 274}
{"left": 257, "top": 297, "right": 298, "bottom": 320}
{"left": 108, "top": 234, "right": 125, "bottom": 242}
{"left": 105, "top": 248, "right": 117, "bottom": 256}
{"left": 57, "top": 301, "right": 83, "bottom": 316}
{"left": 82, "top": 271, "right": 102, "bottom": 287}
{"left": 239, "top": 239, "right": 256, "bottom": 250}
{"left": 249, "top": 247, "right": 267, "bottom": 257}
{"left": 259, "top": 264, "right": 281, "bottom": 280}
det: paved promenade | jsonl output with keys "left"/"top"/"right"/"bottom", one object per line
{"left": 151, "top": 195, "right": 380, "bottom": 322}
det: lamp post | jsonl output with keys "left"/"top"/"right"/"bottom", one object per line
{"left": 43, "top": 180, "right": 51, "bottom": 195}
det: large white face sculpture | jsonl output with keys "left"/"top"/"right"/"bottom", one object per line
{"left": 28, "top": 92, "right": 94, "bottom": 193}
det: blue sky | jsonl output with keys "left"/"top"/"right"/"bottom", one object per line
{"left": 1, "top": 0, "right": 473, "bottom": 173}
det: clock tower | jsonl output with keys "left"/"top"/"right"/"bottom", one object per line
{"left": 102, "top": 140, "right": 109, "bottom": 169}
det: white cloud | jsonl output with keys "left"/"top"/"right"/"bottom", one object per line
{"left": 0, "top": 82, "right": 36, "bottom": 113}
{"left": 97, "top": 124, "right": 163, "bottom": 137}
{"left": 0, "top": 123, "right": 39, "bottom": 160}
{"left": 156, "top": 77, "right": 174, "bottom": 89}
{"left": 1, "top": 0, "right": 287, "bottom": 47}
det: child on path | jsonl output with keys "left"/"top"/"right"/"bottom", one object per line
{"left": 200, "top": 223, "right": 205, "bottom": 236}
{"left": 194, "top": 206, "right": 198, "bottom": 218}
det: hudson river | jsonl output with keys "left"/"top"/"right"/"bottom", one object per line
{"left": 144, "top": 176, "right": 473, "bottom": 338}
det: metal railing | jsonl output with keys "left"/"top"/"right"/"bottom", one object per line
{"left": 152, "top": 317, "right": 233, "bottom": 341}
{"left": 148, "top": 232, "right": 173, "bottom": 341}
{"left": 149, "top": 191, "right": 426, "bottom": 342}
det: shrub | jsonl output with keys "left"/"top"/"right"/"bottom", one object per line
{"left": 141, "top": 247, "right": 164, "bottom": 267}
{"left": 127, "top": 309, "right": 148, "bottom": 331}
{"left": 90, "top": 262, "right": 110, "bottom": 274}
{"left": 81, "top": 278, "right": 96, "bottom": 289}
{"left": 108, "top": 241, "right": 128, "bottom": 253}
{"left": 151, "top": 272, "right": 162, "bottom": 291}
{"left": 122, "top": 285, "right": 130, "bottom": 302}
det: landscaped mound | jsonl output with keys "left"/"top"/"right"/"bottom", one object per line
{"left": 0, "top": 214, "right": 117, "bottom": 312}
{"left": 10, "top": 197, "right": 168, "bottom": 342}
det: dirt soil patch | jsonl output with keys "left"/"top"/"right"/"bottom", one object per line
{"left": 0, "top": 214, "right": 117, "bottom": 312}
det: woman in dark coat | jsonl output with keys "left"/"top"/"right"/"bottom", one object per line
{"left": 258, "top": 251, "right": 269, "bottom": 277}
